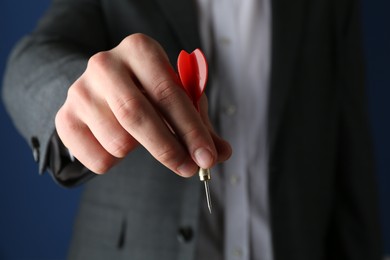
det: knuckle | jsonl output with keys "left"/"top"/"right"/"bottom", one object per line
{"left": 153, "top": 79, "right": 182, "bottom": 107}
{"left": 122, "top": 33, "right": 166, "bottom": 61}
{"left": 55, "top": 107, "right": 66, "bottom": 129}
{"left": 155, "top": 144, "right": 183, "bottom": 169}
{"left": 106, "top": 135, "right": 134, "bottom": 158}
{"left": 123, "top": 33, "right": 157, "bottom": 52}
{"left": 66, "top": 78, "right": 92, "bottom": 107}
{"left": 124, "top": 33, "right": 149, "bottom": 46}
{"left": 181, "top": 125, "right": 203, "bottom": 141}
{"left": 87, "top": 51, "right": 112, "bottom": 73}
{"left": 89, "top": 155, "right": 115, "bottom": 174}
{"left": 55, "top": 106, "right": 80, "bottom": 134}
{"left": 114, "top": 95, "right": 146, "bottom": 127}
{"left": 179, "top": 124, "right": 213, "bottom": 154}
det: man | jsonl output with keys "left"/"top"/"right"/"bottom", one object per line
{"left": 2, "top": 0, "right": 382, "bottom": 259}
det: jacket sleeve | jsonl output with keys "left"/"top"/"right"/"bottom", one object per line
{"left": 2, "top": 0, "right": 109, "bottom": 186}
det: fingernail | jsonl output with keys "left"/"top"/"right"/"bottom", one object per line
{"left": 177, "top": 159, "right": 197, "bottom": 178}
{"left": 194, "top": 147, "right": 213, "bottom": 169}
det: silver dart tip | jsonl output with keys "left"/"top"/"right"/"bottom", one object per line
{"left": 204, "top": 180, "right": 212, "bottom": 214}
{"left": 198, "top": 168, "right": 212, "bottom": 214}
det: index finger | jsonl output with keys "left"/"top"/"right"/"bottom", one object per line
{"left": 118, "top": 34, "right": 218, "bottom": 169}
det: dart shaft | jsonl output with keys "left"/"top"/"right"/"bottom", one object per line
{"left": 198, "top": 168, "right": 212, "bottom": 214}
{"left": 204, "top": 180, "right": 212, "bottom": 213}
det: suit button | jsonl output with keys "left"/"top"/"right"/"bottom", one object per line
{"left": 177, "top": 226, "right": 193, "bottom": 243}
{"left": 31, "top": 136, "right": 40, "bottom": 163}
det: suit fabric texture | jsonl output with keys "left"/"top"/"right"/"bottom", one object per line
{"left": 2, "top": 0, "right": 382, "bottom": 259}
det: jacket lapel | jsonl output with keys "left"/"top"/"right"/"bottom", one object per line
{"left": 268, "top": 0, "right": 308, "bottom": 257}
{"left": 268, "top": 0, "right": 307, "bottom": 156}
{"left": 154, "top": 0, "right": 201, "bottom": 51}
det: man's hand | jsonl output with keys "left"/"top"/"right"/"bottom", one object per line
{"left": 55, "top": 34, "right": 231, "bottom": 177}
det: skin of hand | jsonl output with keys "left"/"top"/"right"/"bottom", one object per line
{"left": 55, "top": 33, "right": 232, "bottom": 177}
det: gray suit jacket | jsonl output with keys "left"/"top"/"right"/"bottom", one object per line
{"left": 2, "top": 0, "right": 382, "bottom": 259}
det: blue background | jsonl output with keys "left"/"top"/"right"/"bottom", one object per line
{"left": 0, "top": 0, "right": 389, "bottom": 259}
